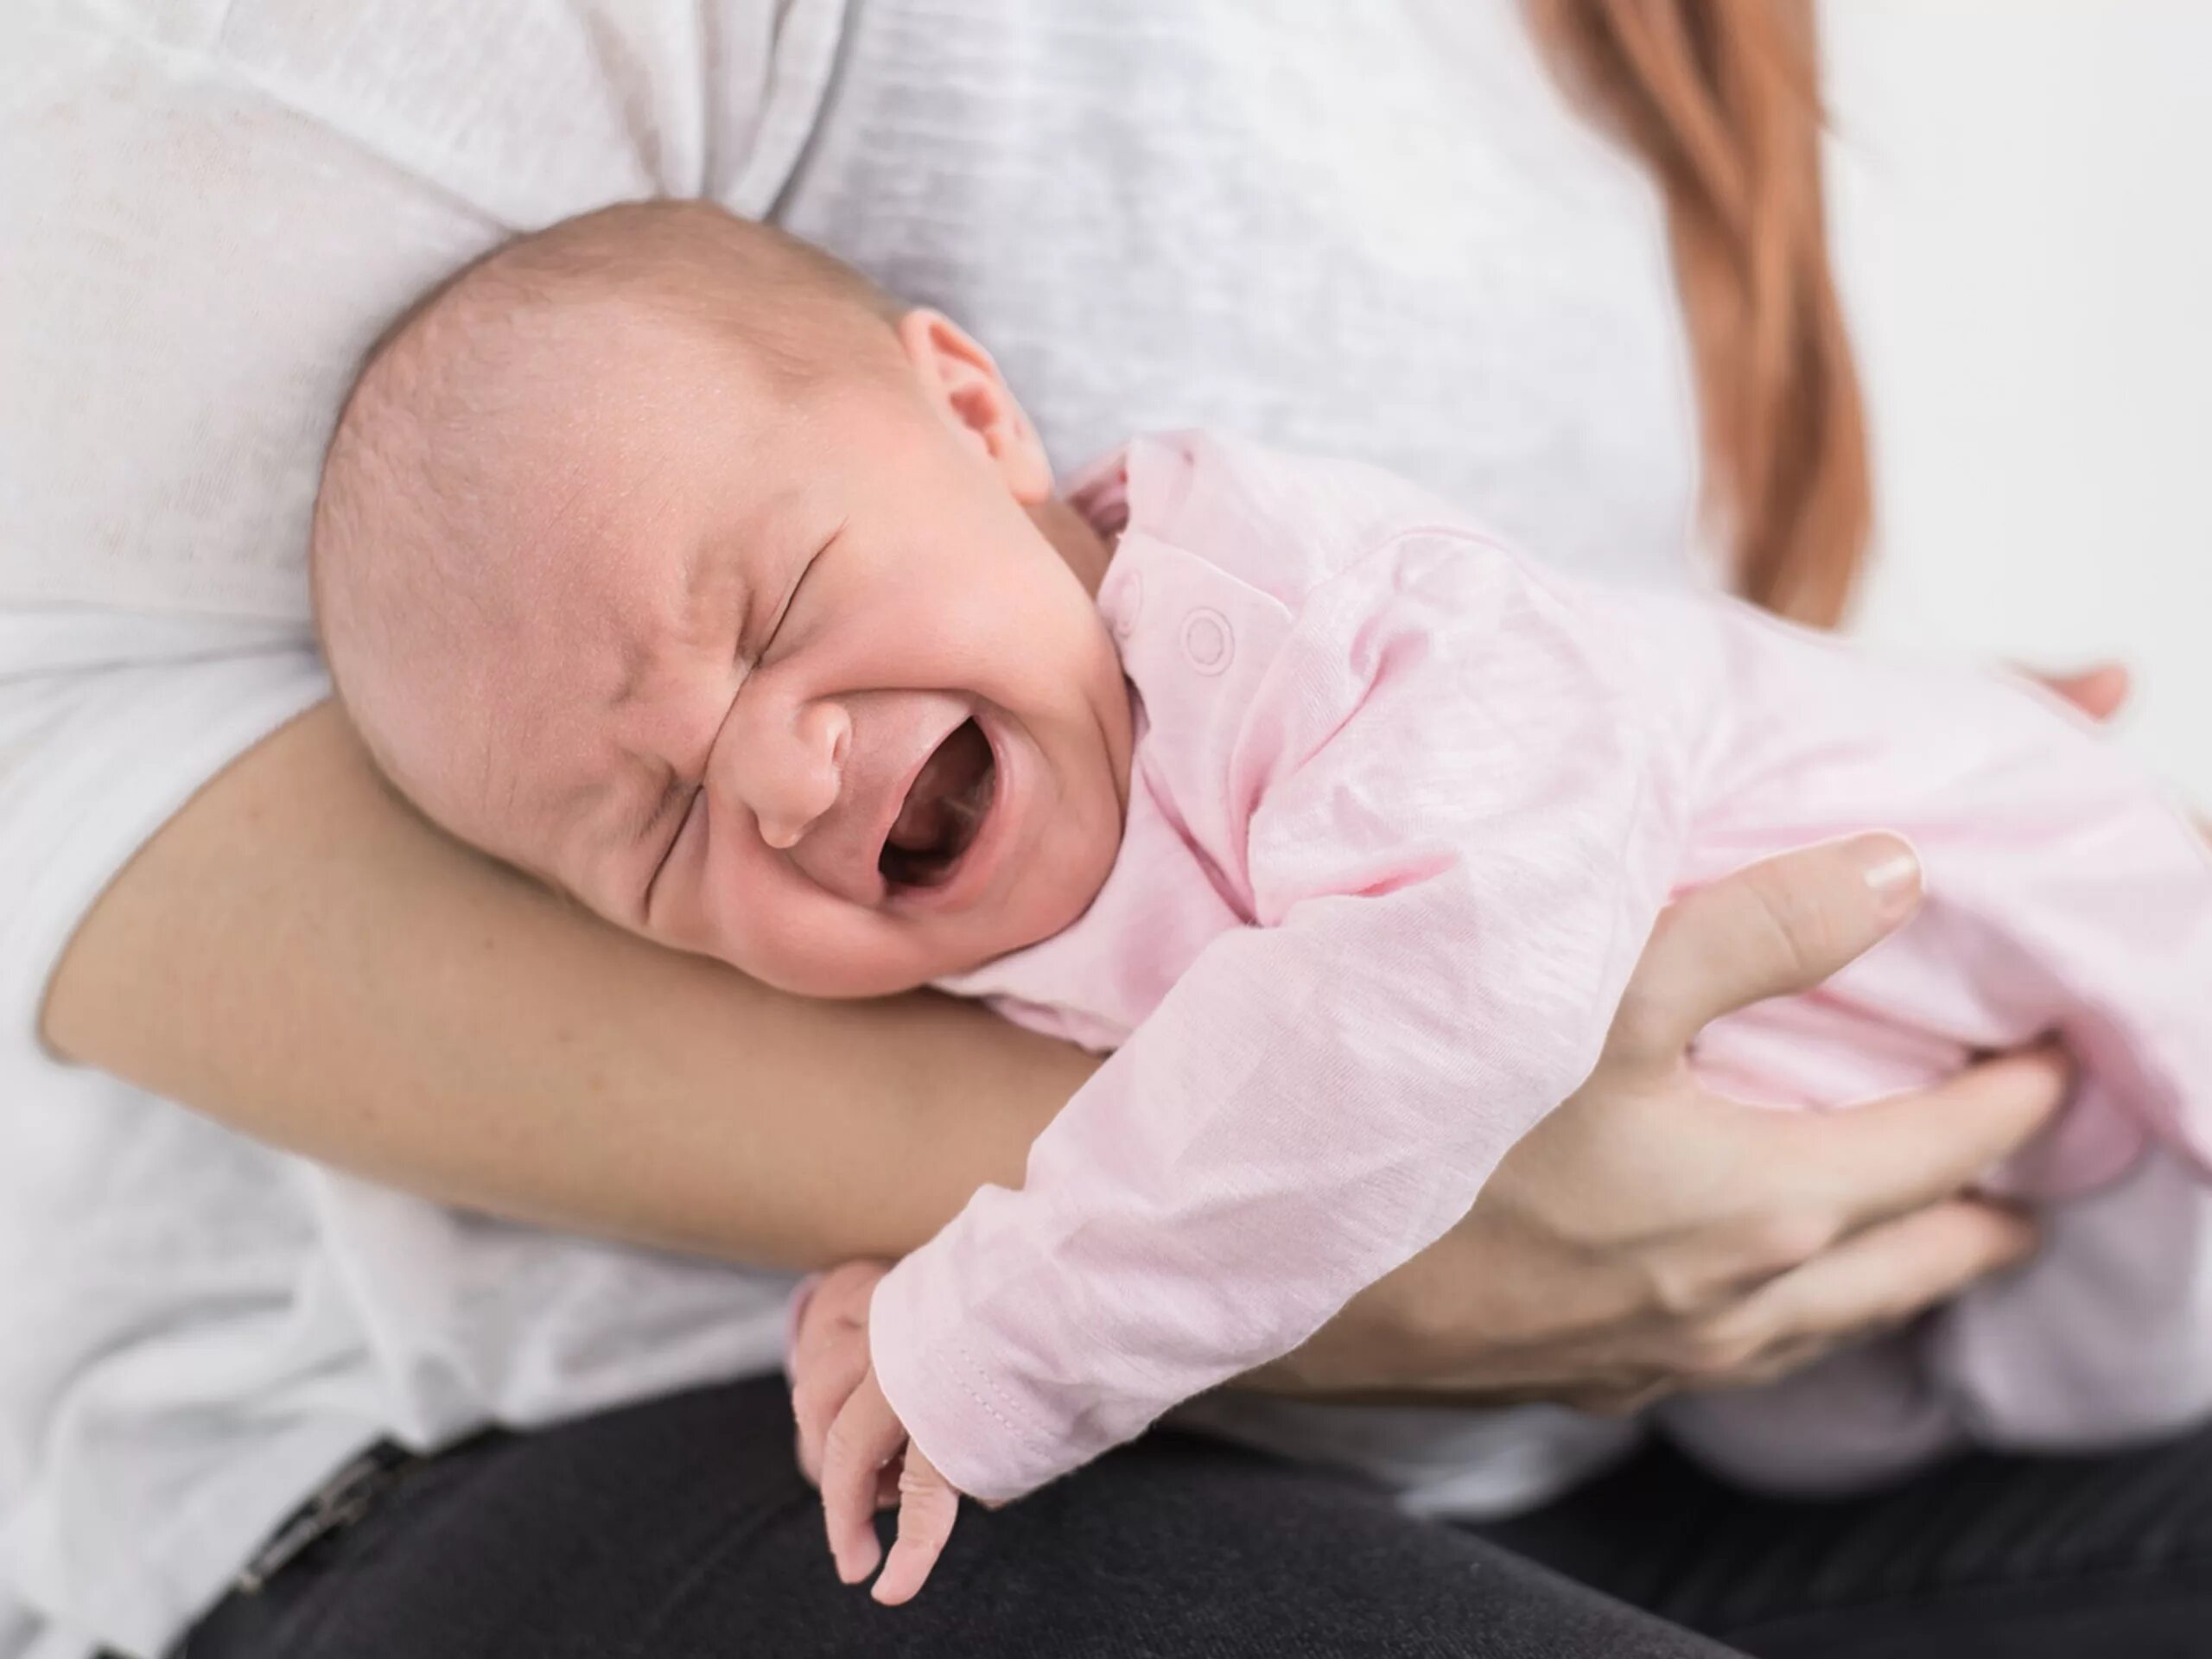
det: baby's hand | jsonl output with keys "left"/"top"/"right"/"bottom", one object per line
{"left": 819, "top": 1366, "right": 961, "bottom": 1604}
{"left": 789, "top": 1260, "right": 963, "bottom": 1605}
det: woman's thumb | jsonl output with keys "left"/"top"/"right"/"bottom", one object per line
{"left": 1609, "top": 833, "right": 1923, "bottom": 1065}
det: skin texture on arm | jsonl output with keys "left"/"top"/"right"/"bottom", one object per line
{"left": 41, "top": 701, "right": 1097, "bottom": 1271}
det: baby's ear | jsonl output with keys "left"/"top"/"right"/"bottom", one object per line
{"left": 895, "top": 308, "right": 1053, "bottom": 504}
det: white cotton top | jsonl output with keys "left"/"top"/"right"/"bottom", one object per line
{"left": 0, "top": 3, "right": 1699, "bottom": 1652}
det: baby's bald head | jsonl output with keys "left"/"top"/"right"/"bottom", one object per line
{"left": 310, "top": 200, "right": 906, "bottom": 855}
{"left": 309, "top": 203, "right": 1127, "bottom": 995}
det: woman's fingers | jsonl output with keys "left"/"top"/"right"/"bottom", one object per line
{"left": 1783, "top": 1044, "right": 2072, "bottom": 1235}
{"left": 1608, "top": 834, "right": 1923, "bottom": 1066}
{"left": 873, "top": 1442, "right": 961, "bottom": 1605}
{"left": 2035, "top": 662, "right": 2133, "bottom": 723}
{"left": 1711, "top": 1196, "right": 2038, "bottom": 1371}
{"left": 819, "top": 1370, "right": 906, "bottom": 1586}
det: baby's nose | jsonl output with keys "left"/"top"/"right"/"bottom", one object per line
{"left": 752, "top": 702, "right": 851, "bottom": 850}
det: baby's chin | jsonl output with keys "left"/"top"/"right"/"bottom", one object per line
{"left": 741, "top": 954, "right": 942, "bottom": 1001}
{"left": 706, "top": 924, "right": 984, "bottom": 1001}
{"left": 708, "top": 903, "right": 1071, "bottom": 999}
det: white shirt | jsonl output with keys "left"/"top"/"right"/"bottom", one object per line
{"left": 0, "top": 3, "right": 1697, "bottom": 1652}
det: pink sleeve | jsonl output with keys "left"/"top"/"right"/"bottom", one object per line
{"left": 869, "top": 535, "right": 1688, "bottom": 1502}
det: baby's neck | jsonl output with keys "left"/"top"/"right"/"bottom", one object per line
{"left": 1028, "top": 498, "right": 1116, "bottom": 597}
{"left": 1027, "top": 495, "right": 1137, "bottom": 815}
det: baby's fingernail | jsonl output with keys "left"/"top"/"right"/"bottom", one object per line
{"left": 872, "top": 1560, "right": 923, "bottom": 1605}
{"left": 829, "top": 1522, "right": 879, "bottom": 1585}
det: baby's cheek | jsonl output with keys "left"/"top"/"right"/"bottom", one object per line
{"left": 632, "top": 837, "right": 756, "bottom": 970}
{"left": 639, "top": 881, "right": 721, "bottom": 963}
{"left": 679, "top": 861, "right": 784, "bottom": 977}
{"left": 686, "top": 867, "right": 899, "bottom": 996}
{"left": 1029, "top": 800, "right": 1122, "bottom": 935}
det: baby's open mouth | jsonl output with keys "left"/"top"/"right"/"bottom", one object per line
{"left": 880, "top": 718, "right": 996, "bottom": 891}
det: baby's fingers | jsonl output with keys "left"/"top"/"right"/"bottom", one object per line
{"left": 791, "top": 1332, "right": 871, "bottom": 1487}
{"left": 872, "top": 1442, "right": 960, "bottom": 1605}
{"left": 820, "top": 1370, "right": 907, "bottom": 1586}
{"left": 789, "top": 1263, "right": 888, "bottom": 1485}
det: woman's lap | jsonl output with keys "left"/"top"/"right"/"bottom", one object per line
{"left": 1479, "top": 1431, "right": 2212, "bottom": 1658}
{"left": 183, "top": 1376, "right": 2212, "bottom": 1659}
{"left": 181, "top": 1376, "right": 1730, "bottom": 1659}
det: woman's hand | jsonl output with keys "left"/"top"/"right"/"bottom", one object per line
{"left": 2038, "top": 663, "right": 2133, "bottom": 724}
{"left": 1252, "top": 832, "right": 2069, "bottom": 1412}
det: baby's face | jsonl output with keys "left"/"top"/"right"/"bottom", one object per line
{"left": 446, "top": 315, "right": 1133, "bottom": 996}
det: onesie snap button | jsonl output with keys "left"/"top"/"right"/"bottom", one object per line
{"left": 1181, "top": 608, "right": 1233, "bottom": 675}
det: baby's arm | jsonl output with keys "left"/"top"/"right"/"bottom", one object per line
{"left": 861, "top": 534, "right": 1690, "bottom": 1519}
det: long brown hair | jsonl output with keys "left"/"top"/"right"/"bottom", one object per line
{"left": 1532, "top": 0, "right": 1871, "bottom": 626}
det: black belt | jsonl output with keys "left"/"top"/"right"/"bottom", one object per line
{"left": 232, "top": 1440, "right": 423, "bottom": 1594}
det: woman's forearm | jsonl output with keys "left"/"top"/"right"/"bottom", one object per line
{"left": 41, "top": 702, "right": 1098, "bottom": 1269}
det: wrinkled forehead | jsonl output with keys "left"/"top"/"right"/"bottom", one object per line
{"left": 439, "top": 451, "right": 824, "bottom": 883}
{"left": 340, "top": 269, "right": 875, "bottom": 863}
{"left": 385, "top": 601, "right": 636, "bottom": 886}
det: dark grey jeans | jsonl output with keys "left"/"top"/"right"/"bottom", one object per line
{"left": 183, "top": 1376, "right": 2212, "bottom": 1658}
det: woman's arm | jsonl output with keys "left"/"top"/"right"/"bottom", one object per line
{"left": 41, "top": 701, "right": 1100, "bottom": 1271}
{"left": 46, "top": 707, "right": 2065, "bottom": 1405}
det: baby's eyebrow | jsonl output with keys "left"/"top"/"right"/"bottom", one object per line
{"left": 550, "top": 763, "right": 684, "bottom": 923}
{"left": 604, "top": 631, "right": 656, "bottom": 716}
{"left": 675, "top": 512, "right": 787, "bottom": 667}
{"left": 541, "top": 759, "right": 674, "bottom": 887}
{"left": 591, "top": 760, "right": 685, "bottom": 864}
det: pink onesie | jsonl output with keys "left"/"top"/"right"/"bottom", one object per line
{"left": 868, "top": 432, "right": 2212, "bottom": 1503}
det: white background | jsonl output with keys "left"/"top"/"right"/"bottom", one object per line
{"left": 1821, "top": 0, "right": 2210, "bottom": 806}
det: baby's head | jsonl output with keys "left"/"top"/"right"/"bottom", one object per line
{"left": 313, "top": 202, "right": 1132, "bottom": 995}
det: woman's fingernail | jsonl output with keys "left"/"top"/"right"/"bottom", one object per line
{"left": 1859, "top": 841, "right": 1923, "bottom": 918}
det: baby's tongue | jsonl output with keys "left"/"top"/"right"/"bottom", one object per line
{"left": 887, "top": 720, "right": 990, "bottom": 851}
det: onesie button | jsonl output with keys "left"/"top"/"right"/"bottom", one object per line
{"left": 1109, "top": 571, "right": 1144, "bottom": 641}
{"left": 1181, "top": 608, "right": 1233, "bottom": 675}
